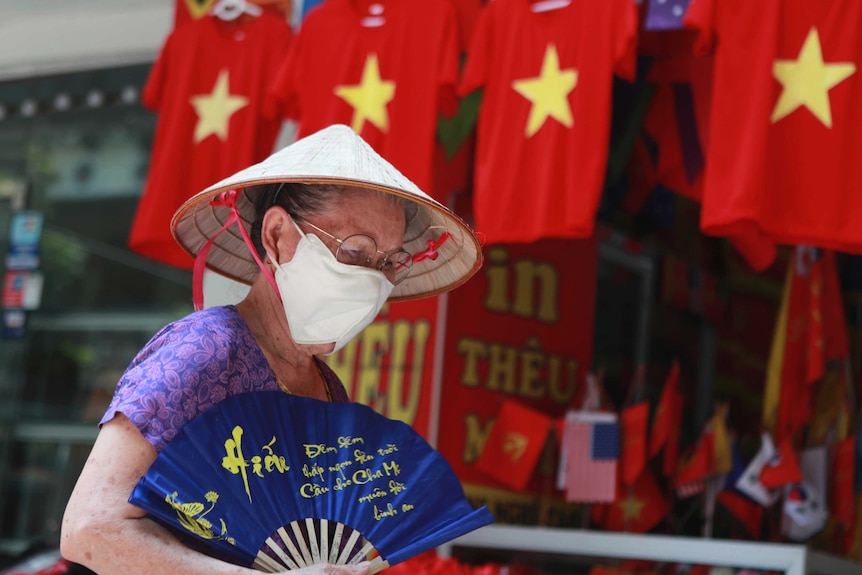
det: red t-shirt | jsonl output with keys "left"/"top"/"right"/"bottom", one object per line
{"left": 460, "top": 0, "right": 637, "bottom": 244}
{"left": 686, "top": 0, "right": 862, "bottom": 252}
{"left": 130, "top": 13, "right": 291, "bottom": 268}
{"left": 644, "top": 54, "right": 776, "bottom": 270}
{"left": 269, "top": 0, "right": 460, "bottom": 193}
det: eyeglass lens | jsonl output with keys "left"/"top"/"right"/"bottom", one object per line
{"left": 336, "top": 234, "right": 413, "bottom": 285}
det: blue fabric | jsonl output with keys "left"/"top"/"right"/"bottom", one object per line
{"left": 591, "top": 423, "right": 620, "bottom": 460}
{"left": 301, "top": 0, "right": 326, "bottom": 20}
{"left": 645, "top": 0, "right": 692, "bottom": 31}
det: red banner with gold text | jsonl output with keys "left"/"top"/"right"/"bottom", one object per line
{"left": 327, "top": 298, "right": 440, "bottom": 440}
{"left": 436, "top": 238, "right": 598, "bottom": 525}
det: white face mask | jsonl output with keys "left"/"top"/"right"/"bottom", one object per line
{"left": 270, "top": 224, "right": 394, "bottom": 354}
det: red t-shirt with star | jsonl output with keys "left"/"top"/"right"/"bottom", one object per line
{"left": 130, "top": 13, "right": 291, "bottom": 268}
{"left": 686, "top": 0, "right": 862, "bottom": 252}
{"left": 460, "top": 0, "right": 637, "bottom": 244}
{"left": 268, "top": 0, "right": 460, "bottom": 193}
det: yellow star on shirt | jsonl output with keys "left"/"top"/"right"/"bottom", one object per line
{"left": 334, "top": 53, "right": 396, "bottom": 133}
{"left": 190, "top": 69, "right": 249, "bottom": 143}
{"left": 771, "top": 27, "right": 856, "bottom": 128}
{"left": 512, "top": 44, "right": 577, "bottom": 138}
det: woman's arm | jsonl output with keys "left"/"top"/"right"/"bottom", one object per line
{"left": 61, "top": 414, "right": 369, "bottom": 575}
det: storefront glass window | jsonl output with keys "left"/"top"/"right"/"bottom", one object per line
{"left": 0, "top": 65, "right": 192, "bottom": 552}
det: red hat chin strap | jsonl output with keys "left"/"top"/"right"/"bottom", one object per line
{"left": 192, "top": 189, "right": 280, "bottom": 311}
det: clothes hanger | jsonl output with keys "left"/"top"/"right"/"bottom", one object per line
{"left": 212, "top": 0, "right": 263, "bottom": 21}
{"left": 356, "top": 1, "right": 386, "bottom": 27}
{"left": 530, "top": 0, "right": 571, "bottom": 13}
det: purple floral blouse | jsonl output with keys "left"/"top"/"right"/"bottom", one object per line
{"left": 101, "top": 305, "right": 349, "bottom": 452}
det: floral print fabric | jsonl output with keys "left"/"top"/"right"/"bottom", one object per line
{"left": 101, "top": 305, "right": 348, "bottom": 452}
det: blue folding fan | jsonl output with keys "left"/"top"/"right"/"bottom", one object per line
{"left": 129, "top": 391, "right": 494, "bottom": 573}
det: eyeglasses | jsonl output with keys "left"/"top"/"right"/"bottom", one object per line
{"left": 298, "top": 219, "right": 413, "bottom": 285}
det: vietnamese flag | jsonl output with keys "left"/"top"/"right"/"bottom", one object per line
{"left": 685, "top": 0, "right": 862, "bottom": 253}
{"left": 662, "top": 393, "right": 683, "bottom": 478}
{"left": 475, "top": 399, "right": 554, "bottom": 491}
{"left": 764, "top": 251, "right": 807, "bottom": 442}
{"left": 621, "top": 402, "right": 650, "bottom": 486}
{"left": 649, "top": 360, "right": 682, "bottom": 477}
{"left": 762, "top": 249, "right": 849, "bottom": 444}
{"left": 831, "top": 435, "right": 857, "bottom": 528}
{"left": 759, "top": 438, "right": 802, "bottom": 489}
{"left": 717, "top": 490, "right": 763, "bottom": 538}
{"left": 649, "top": 361, "right": 679, "bottom": 457}
{"left": 598, "top": 470, "right": 670, "bottom": 533}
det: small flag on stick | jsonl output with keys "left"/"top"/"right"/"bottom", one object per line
{"left": 717, "top": 490, "right": 763, "bottom": 538}
{"left": 735, "top": 432, "right": 780, "bottom": 506}
{"left": 621, "top": 402, "right": 649, "bottom": 486}
{"left": 598, "top": 470, "right": 670, "bottom": 533}
{"left": 475, "top": 399, "right": 554, "bottom": 491}
{"left": 760, "top": 438, "right": 802, "bottom": 489}
{"left": 675, "top": 432, "right": 714, "bottom": 498}
{"left": 563, "top": 411, "right": 619, "bottom": 503}
{"left": 650, "top": 361, "right": 683, "bottom": 477}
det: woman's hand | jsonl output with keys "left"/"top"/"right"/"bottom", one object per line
{"left": 62, "top": 414, "right": 259, "bottom": 575}
{"left": 62, "top": 413, "right": 377, "bottom": 575}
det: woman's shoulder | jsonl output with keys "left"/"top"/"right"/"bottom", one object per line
{"left": 107, "top": 306, "right": 274, "bottom": 451}
{"left": 167, "top": 305, "right": 247, "bottom": 337}
{"left": 147, "top": 305, "right": 252, "bottom": 352}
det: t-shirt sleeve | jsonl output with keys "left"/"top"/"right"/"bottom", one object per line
{"left": 267, "top": 28, "right": 304, "bottom": 121}
{"left": 141, "top": 29, "right": 176, "bottom": 112}
{"left": 437, "top": 0, "right": 462, "bottom": 118}
{"left": 457, "top": 0, "right": 495, "bottom": 97}
{"left": 683, "top": 0, "right": 717, "bottom": 56}
{"left": 261, "top": 15, "right": 295, "bottom": 122}
{"left": 100, "top": 319, "right": 236, "bottom": 452}
{"left": 613, "top": 0, "right": 639, "bottom": 81}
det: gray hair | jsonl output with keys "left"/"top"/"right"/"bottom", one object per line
{"left": 249, "top": 182, "right": 412, "bottom": 258}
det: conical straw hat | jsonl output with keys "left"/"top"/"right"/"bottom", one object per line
{"left": 171, "top": 124, "right": 483, "bottom": 301}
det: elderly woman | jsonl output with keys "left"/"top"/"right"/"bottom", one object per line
{"left": 60, "top": 125, "right": 482, "bottom": 575}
